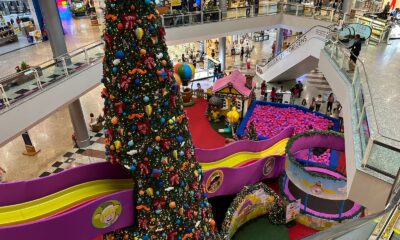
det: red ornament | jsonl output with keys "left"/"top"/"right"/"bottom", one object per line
{"left": 160, "top": 139, "right": 172, "bottom": 151}
{"left": 122, "top": 14, "right": 136, "bottom": 30}
{"left": 114, "top": 102, "right": 126, "bottom": 115}
{"left": 139, "top": 162, "right": 151, "bottom": 176}
{"left": 130, "top": 5, "right": 135, "bottom": 11}
{"left": 169, "top": 172, "right": 179, "bottom": 186}
{"left": 159, "top": 26, "right": 166, "bottom": 39}
{"left": 104, "top": 34, "right": 113, "bottom": 46}
{"left": 153, "top": 198, "right": 166, "bottom": 210}
{"left": 170, "top": 93, "right": 177, "bottom": 109}
{"left": 144, "top": 56, "right": 156, "bottom": 69}
{"left": 137, "top": 121, "right": 150, "bottom": 135}
{"left": 120, "top": 75, "right": 131, "bottom": 90}
{"left": 117, "top": 23, "right": 124, "bottom": 30}
{"left": 138, "top": 217, "right": 149, "bottom": 229}
{"left": 168, "top": 231, "right": 178, "bottom": 240}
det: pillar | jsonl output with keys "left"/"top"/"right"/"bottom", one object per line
{"left": 219, "top": 0, "right": 227, "bottom": 18}
{"left": 342, "top": 0, "right": 353, "bottom": 14}
{"left": 27, "top": 0, "right": 42, "bottom": 31}
{"left": 275, "top": 28, "right": 284, "bottom": 57}
{"left": 218, "top": 37, "right": 226, "bottom": 71}
{"left": 38, "top": 0, "right": 68, "bottom": 59}
{"left": 69, "top": 99, "right": 90, "bottom": 148}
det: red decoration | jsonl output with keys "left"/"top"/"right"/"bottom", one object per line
{"left": 114, "top": 102, "right": 126, "bottom": 115}
{"left": 120, "top": 75, "right": 131, "bottom": 90}
{"left": 144, "top": 57, "right": 156, "bottom": 69}
{"left": 159, "top": 26, "right": 166, "bottom": 40}
{"left": 169, "top": 172, "right": 179, "bottom": 186}
{"left": 160, "top": 139, "right": 172, "bottom": 151}
{"left": 168, "top": 231, "right": 178, "bottom": 240}
{"left": 138, "top": 217, "right": 149, "bottom": 229}
{"left": 104, "top": 34, "right": 113, "bottom": 46}
{"left": 153, "top": 198, "right": 166, "bottom": 210}
{"left": 170, "top": 93, "right": 177, "bottom": 109}
{"left": 139, "top": 162, "right": 151, "bottom": 176}
{"left": 122, "top": 14, "right": 137, "bottom": 30}
{"left": 137, "top": 121, "right": 151, "bottom": 135}
{"left": 117, "top": 23, "right": 124, "bottom": 30}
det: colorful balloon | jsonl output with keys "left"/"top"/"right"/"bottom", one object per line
{"left": 173, "top": 73, "right": 182, "bottom": 86}
{"left": 135, "top": 27, "right": 144, "bottom": 40}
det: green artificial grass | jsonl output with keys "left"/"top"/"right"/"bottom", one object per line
{"left": 233, "top": 217, "right": 290, "bottom": 240}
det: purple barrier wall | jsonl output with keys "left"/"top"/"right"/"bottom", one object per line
{"left": 0, "top": 162, "right": 131, "bottom": 206}
{"left": 203, "top": 155, "right": 285, "bottom": 198}
{"left": 290, "top": 135, "right": 345, "bottom": 153}
{"left": 0, "top": 190, "right": 134, "bottom": 240}
{"left": 195, "top": 127, "right": 294, "bottom": 163}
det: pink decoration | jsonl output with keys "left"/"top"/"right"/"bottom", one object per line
{"left": 246, "top": 105, "right": 334, "bottom": 139}
{"left": 212, "top": 70, "right": 255, "bottom": 97}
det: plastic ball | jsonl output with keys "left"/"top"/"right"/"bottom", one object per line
{"left": 155, "top": 136, "right": 161, "bottom": 142}
{"left": 169, "top": 202, "right": 176, "bottom": 208}
{"left": 128, "top": 140, "right": 134, "bottom": 146}
{"left": 135, "top": 78, "right": 141, "bottom": 86}
{"left": 161, "top": 59, "right": 167, "bottom": 66}
{"left": 140, "top": 49, "right": 147, "bottom": 56}
{"left": 112, "top": 67, "right": 118, "bottom": 73}
{"left": 117, "top": 23, "right": 124, "bottom": 30}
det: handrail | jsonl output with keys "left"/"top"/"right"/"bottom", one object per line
{"left": 256, "top": 25, "right": 331, "bottom": 74}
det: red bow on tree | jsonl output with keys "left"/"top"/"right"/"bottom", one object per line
{"left": 170, "top": 94, "right": 177, "bottom": 109}
{"left": 185, "top": 208, "right": 194, "bottom": 219}
{"left": 104, "top": 34, "right": 113, "bottom": 46}
{"left": 159, "top": 26, "right": 166, "bottom": 39}
{"left": 114, "top": 102, "right": 125, "bottom": 115}
{"left": 120, "top": 75, "right": 131, "bottom": 90}
{"left": 144, "top": 56, "right": 156, "bottom": 70}
{"left": 139, "top": 162, "right": 151, "bottom": 176}
{"left": 122, "top": 14, "right": 136, "bottom": 30}
{"left": 153, "top": 198, "right": 166, "bottom": 210}
{"left": 169, "top": 172, "right": 180, "bottom": 186}
{"left": 167, "top": 231, "right": 178, "bottom": 240}
{"left": 138, "top": 217, "right": 149, "bottom": 229}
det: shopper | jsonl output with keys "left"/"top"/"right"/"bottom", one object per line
{"left": 0, "top": 166, "right": 6, "bottom": 183}
{"left": 211, "top": 49, "right": 216, "bottom": 59}
{"left": 193, "top": 59, "right": 197, "bottom": 68}
{"left": 231, "top": 46, "right": 235, "bottom": 60}
{"left": 348, "top": 34, "right": 362, "bottom": 73}
{"left": 181, "top": 54, "right": 186, "bottom": 63}
{"left": 261, "top": 81, "right": 267, "bottom": 100}
{"left": 309, "top": 97, "right": 316, "bottom": 111}
{"left": 315, "top": 94, "right": 322, "bottom": 112}
{"left": 298, "top": 80, "right": 303, "bottom": 97}
{"left": 245, "top": 44, "right": 250, "bottom": 58}
{"left": 89, "top": 113, "right": 96, "bottom": 130}
{"left": 272, "top": 40, "right": 276, "bottom": 56}
{"left": 246, "top": 57, "right": 251, "bottom": 70}
{"left": 246, "top": 0, "right": 251, "bottom": 17}
{"left": 240, "top": 47, "right": 244, "bottom": 61}
{"left": 327, "top": 93, "right": 335, "bottom": 113}
{"left": 270, "top": 87, "right": 277, "bottom": 102}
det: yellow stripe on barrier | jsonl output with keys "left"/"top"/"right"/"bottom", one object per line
{"left": 0, "top": 179, "right": 133, "bottom": 226}
{"left": 199, "top": 138, "right": 289, "bottom": 171}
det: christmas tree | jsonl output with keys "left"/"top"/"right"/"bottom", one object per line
{"left": 101, "top": 0, "right": 218, "bottom": 239}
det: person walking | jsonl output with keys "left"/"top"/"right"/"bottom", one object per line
{"left": 347, "top": 34, "right": 362, "bottom": 73}
{"left": 327, "top": 93, "right": 335, "bottom": 113}
{"left": 231, "top": 46, "right": 236, "bottom": 60}
{"left": 245, "top": 43, "right": 250, "bottom": 58}
{"left": 309, "top": 97, "right": 316, "bottom": 111}
{"left": 181, "top": 53, "right": 186, "bottom": 63}
{"left": 246, "top": 0, "right": 251, "bottom": 17}
{"left": 261, "top": 80, "right": 267, "bottom": 100}
{"left": 298, "top": 80, "right": 303, "bottom": 98}
{"left": 246, "top": 57, "right": 251, "bottom": 70}
{"left": 270, "top": 87, "right": 277, "bottom": 102}
{"left": 271, "top": 40, "right": 276, "bottom": 56}
{"left": 211, "top": 49, "right": 216, "bottom": 59}
{"left": 315, "top": 94, "right": 323, "bottom": 112}
{"left": 240, "top": 46, "right": 244, "bottom": 61}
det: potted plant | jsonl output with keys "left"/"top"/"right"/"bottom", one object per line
{"left": 182, "top": 88, "right": 193, "bottom": 103}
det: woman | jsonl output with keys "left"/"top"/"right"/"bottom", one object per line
{"left": 270, "top": 87, "right": 277, "bottom": 102}
{"left": 309, "top": 97, "right": 316, "bottom": 111}
{"left": 261, "top": 81, "right": 267, "bottom": 100}
{"left": 246, "top": 57, "right": 251, "bottom": 69}
{"left": 327, "top": 93, "right": 334, "bottom": 113}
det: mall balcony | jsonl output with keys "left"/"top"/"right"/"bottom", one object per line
{"left": 0, "top": 0, "right": 399, "bottom": 236}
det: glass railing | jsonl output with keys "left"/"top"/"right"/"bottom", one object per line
{"left": 324, "top": 36, "right": 400, "bottom": 180}
{"left": 0, "top": 3, "right": 342, "bottom": 113}
{"left": 304, "top": 169, "right": 400, "bottom": 239}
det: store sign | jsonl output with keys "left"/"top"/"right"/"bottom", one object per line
{"left": 286, "top": 199, "right": 301, "bottom": 223}
{"left": 171, "top": 0, "right": 182, "bottom": 7}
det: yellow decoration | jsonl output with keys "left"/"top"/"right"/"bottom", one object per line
{"left": 188, "top": 64, "right": 195, "bottom": 79}
{"left": 114, "top": 140, "right": 121, "bottom": 150}
{"left": 145, "top": 105, "right": 153, "bottom": 116}
{"left": 173, "top": 150, "right": 178, "bottom": 159}
{"left": 227, "top": 107, "right": 240, "bottom": 124}
{"left": 174, "top": 73, "right": 182, "bottom": 86}
{"left": 146, "top": 188, "right": 154, "bottom": 196}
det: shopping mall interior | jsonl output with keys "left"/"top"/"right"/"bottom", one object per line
{"left": 0, "top": 0, "right": 399, "bottom": 239}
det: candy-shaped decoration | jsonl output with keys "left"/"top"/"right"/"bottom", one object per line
{"left": 111, "top": 116, "right": 119, "bottom": 125}
{"left": 146, "top": 187, "right": 154, "bottom": 196}
{"left": 135, "top": 28, "right": 144, "bottom": 40}
{"left": 174, "top": 63, "right": 195, "bottom": 86}
{"left": 145, "top": 105, "right": 153, "bottom": 116}
{"left": 114, "top": 140, "right": 121, "bottom": 150}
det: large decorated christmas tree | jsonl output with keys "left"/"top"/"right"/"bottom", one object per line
{"left": 101, "top": 0, "right": 218, "bottom": 239}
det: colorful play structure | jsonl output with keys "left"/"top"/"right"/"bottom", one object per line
{"left": 0, "top": 101, "right": 364, "bottom": 239}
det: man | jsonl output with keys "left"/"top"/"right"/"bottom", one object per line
{"left": 348, "top": 34, "right": 361, "bottom": 73}
{"left": 298, "top": 80, "right": 303, "bottom": 98}
{"left": 315, "top": 94, "right": 323, "bottom": 112}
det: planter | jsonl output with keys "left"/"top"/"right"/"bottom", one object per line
{"left": 182, "top": 88, "right": 193, "bottom": 104}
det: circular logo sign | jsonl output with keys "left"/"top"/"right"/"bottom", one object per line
{"left": 205, "top": 170, "right": 224, "bottom": 194}
{"left": 262, "top": 157, "right": 275, "bottom": 177}
{"left": 92, "top": 200, "right": 122, "bottom": 229}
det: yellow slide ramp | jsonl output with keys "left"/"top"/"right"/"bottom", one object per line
{"left": 200, "top": 138, "right": 289, "bottom": 171}
{"left": 0, "top": 179, "right": 133, "bottom": 226}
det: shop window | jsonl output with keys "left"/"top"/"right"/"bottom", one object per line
{"left": 235, "top": 99, "right": 242, "bottom": 112}
{"left": 222, "top": 98, "right": 228, "bottom": 110}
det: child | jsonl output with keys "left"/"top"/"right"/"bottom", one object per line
{"left": 309, "top": 97, "right": 316, "bottom": 111}
{"left": 301, "top": 98, "right": 307, "bottom": 106}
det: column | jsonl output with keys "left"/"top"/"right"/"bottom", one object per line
{"left": 275, "top": 28, "right": 284, "bottom": 57}
{"left": 27, "top": 0, "right": 42, "bottom": 31}
{"left": 219, "top": 0, "right": 227, "bottom": 19}
{"left": 218, "top": 37, "right": 226, "bottom": 71}
{"left": 342, "top": 0, "right": 353, "bottom": 15}
{"left": 38, "top": 0, "right": 68, "bottom": 59}
{"left": 69, "top": 99, "right": 90, "bottom": 148}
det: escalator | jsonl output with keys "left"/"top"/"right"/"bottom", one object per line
{"left": 256, "top": 25, "right": 331, "bottom": 82}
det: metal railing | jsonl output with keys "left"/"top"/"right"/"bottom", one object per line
{"left": 324, "top": 36, "right": 400, "bottom": 179}
{"left": 0, "top": 3, "right": 346, "bottom": 113}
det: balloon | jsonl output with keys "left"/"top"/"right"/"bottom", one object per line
{"left": 188, "top": 64, "right": 195, "bottom": 79}
{"left": 174, "top": 63, "right": 183, "bottom": 73}
{"left": 145, "top": 104, "right": 153, "bottom": 116}
{"left": 174, "top": 73, "right": 182, "bottom": 86}
{"left": 135, "top": 28, "right": 144, "bottom": 40}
